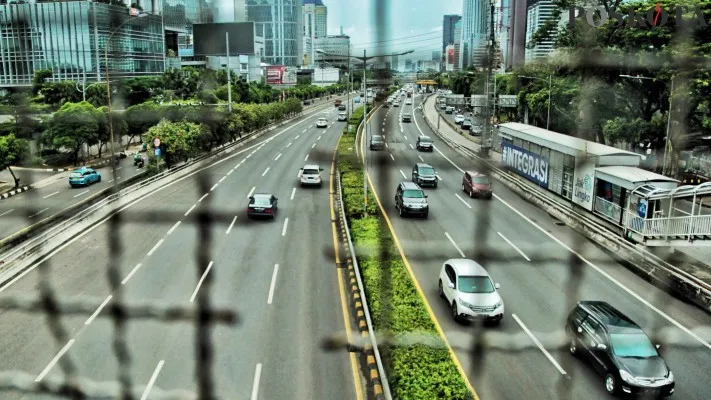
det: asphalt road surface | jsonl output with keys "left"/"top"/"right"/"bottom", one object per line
{"left": 364, "top": 95, "right": 711, "bottom": 400}
{"left": 0, "top": 104, "right": 360, "bottom": 399}
{"left": 0, "top": 157, "right": 144, "bottom": 241}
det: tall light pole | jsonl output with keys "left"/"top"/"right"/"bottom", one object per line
{"left": 105, "top": 8, "right": 148, "bottom": 165}
{"left": 519, "top": 74, "right": 552, "bottom": 130}
{"left": 620, "top": 74, "right": 675, "bottom": 176}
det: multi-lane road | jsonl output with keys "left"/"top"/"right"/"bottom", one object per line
{"left": 363, "top": 94, "right": 711, "bottom": 399}
{"left": 0, "top": 103, "right": 361, "bottom": 399}
{"left": 0, "top": 157, "right": 144, "bottom": 240}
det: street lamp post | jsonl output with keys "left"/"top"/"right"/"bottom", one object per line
{"left": 105, "top": 8, "right": 148, "bottom": 169}
{"left": 519, "top": 74, "right": 552, "bottom": 130}
{"left": 620, "top": 74, "right": 675, "bottom": 176}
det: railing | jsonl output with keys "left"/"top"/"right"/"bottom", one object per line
{"left": 594, "top": 196, "right": 622, "bottom": 224}
{"left": 623, "top": 211, "right": 711, "bottom": 238}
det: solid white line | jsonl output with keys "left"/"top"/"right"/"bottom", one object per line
{"left": 409, "top": 143, "right": 414, "bottom": 149}
{"left": 286, "top": 142, "right": 292, "bottom": 148}
{"left": 226, "top": 216, "right": 237, "bottom": 234}
{"left": 274, "top": 153, "right": 282, "bottom": 161}
{"left": 418, "top": 155, "right": 424, "bottom": 162}
{"left": 304, "top": 154, "right": 309, "bottom": 162}
{"left": 281, "top": 218, "right": 289, "bottom": 236}
{"left": 262, "top": 167, "right": 270, "bottom": 177}
{"left": 399, "top": 170, "right": 407, "bottom": 179}
{"left": 190, "top": 261, "right": 214, "bottom": 302}
{"left": 73, "top": 190, "right": 89, "bottom": 198}
{"left": 219, "top": 176, "right": 226, "bottom": 183}
{"left": 512, "top": 314, "right": 567, "bottom": 375}
{"left": 454, "top": 193, "right": 472, "bottom": 209}
{"left": 184, "top": 204, "right": 196, "bottom": 216}
{"left": 311, "top": 143, "right": 316, "bottom": 149}
{"left": 290, "top": 187, "right": 296, "bottom": 200}
{"left": 140, "top": 360, "right": 165, "bottom": 400}
{"left": 198, "top": 193, "right": 209, "bottom": 202}
{"left": 35, "top": 339, "right": 75, "bottom": 382}
{"left": 390, "top": 153, "right": 395, "bottom": 161}
{"left": 295, "top": 135, "right": 300, "bottom": 139}
{"left": 267, "top": 264, "right": 279, "bottom": 304}
{"left": 248, "top": 186, "right": 256, "bottom": 198}
{"left": 85, "top": 295, "right": 112, "bottom": 325}
{"left": 122, "top": 263, "right": 143, "bottom": 285}
{"left": 497, "top": 232, "right": 531, "bottom": 261}
{"left": 28, "top": 208, "right": 49, "bottom": 218}
{"left": 251, "top": 363, "right": 262, "bottom": 400}
{"left": 0, "top": 209, "right": 14, "bottom": 217}
{"left": 210, "top": 183, "right": 218, "bottom": 192}
{"left": 147, "top": 239, "right": 164, "bottom": 256}
{"left": 444, "top": 232, "right": 466, "bottom": 257}
{"left": 43, "top": 191, "right": 59, "bottom": 199}
{"left": 436, "top": 174, "right": 443, "bottom": 181}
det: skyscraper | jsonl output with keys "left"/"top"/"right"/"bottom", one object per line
{"left": 432, "top": 50, "right": 441, "bottom": 61}
{"left": 442, "top": 14, "right": 462, "bottom": 53}
{"left": 163, "top": 0, "right": 215, "bottom": 64}
{"left": 246, "top": 0, "right": 303, "bottom": 66}
{"left": 525, "top": 1, "right": 557, "bottom": 62}
{"left": 303, "top": 0, "right": 327, "bottom": 65}
{"left": 461, "top": 0, "right": 488, "bottom": 68}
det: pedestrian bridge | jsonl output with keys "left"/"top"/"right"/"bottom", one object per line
{"left": 621, "top": 183, "right": 711, "bottom": 246}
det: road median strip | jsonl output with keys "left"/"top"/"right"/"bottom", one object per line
{"left": 335, "top": 107, "right": 475, "bottom": 399}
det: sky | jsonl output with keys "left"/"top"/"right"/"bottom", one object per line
{"left": 323, "top": 0, "right": 462, "bottom": 61}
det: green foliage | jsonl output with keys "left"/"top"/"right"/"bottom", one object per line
{"left": 146, "top": 119, "right": 202, "bottom": 167}
{"left": 336, "top": 135, "right": 473, "bottom": 399}
{"left": 0, "top": 133, "right": 27, "bottom": 177}
{"left": 125, "top": 101, "right": 162, "bottom": 138}
{"left": 46, "top": 102, "right": 103, "bottom": 163}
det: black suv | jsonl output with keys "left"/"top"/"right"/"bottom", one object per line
{"left": 566, "top": 301, "right": 675, "bottom": 397}
{"left": 395, "top": 182, "right": 429, "bottom": 218}
{"left": 412, "top": 163, "right": 438, "bottom": 188}
{"left": 416, "top": 136, "right": 434, "bottom": 152}
{"left": 402, "top": 114, "right": 412, "bottom": 122}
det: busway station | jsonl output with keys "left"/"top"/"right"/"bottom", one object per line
{"left": 497, "top": 122, "right": 711, "bottom": 246}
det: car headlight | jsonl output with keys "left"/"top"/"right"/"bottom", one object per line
{"left": 620, "top": 370, "right": 638, "bottom": 385}
{"left": 493, "top": 300, "right": 503, "bottom": 309}
{"left": 665, "top": 371, "right": 674, "bottom": 383}
{"left": 459, "top": 299, "right": 475, "bottom": 309}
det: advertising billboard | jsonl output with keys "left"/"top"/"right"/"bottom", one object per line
{"left": 447, "top": 46, "right": 455, "bottom": 64}
{"left": 266, "top": 66, "right": 286, "bottom": 84}
{"left": 572, "top": 158, "right": 596, "bottom": 211}
{"left": 193, "top": 22, "right": 256, "bottom": 56}
{"left": 283, "top": 66, "right": 297, "bottom": 84}
{"left": 501, "top": 142, "right": 549, "bottom": 188}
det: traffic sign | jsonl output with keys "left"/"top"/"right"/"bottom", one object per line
{"left": 153, "top": 138, "right": 161, "bottom": 147}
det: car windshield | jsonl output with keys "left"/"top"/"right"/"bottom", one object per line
{"left": 456, "top": 115, "right": 463, "bottom": 118}
{"left": 457, "top": 276, "right": 495, "bottom": 294}
{"left": 403, "top": 190, "right": 425, "bottom": 198}
{"left": 371, "top": 136, "right": 383, "bottom": 143}
{"left": 251, "top": 196, "right": 272, "bottom": 206}
{"left": 303, "top": 169, "right": 319, "bottom": 175}
{"left": 419, "top": 167, "right": 435, "bottom": 175}
{"left": 318, "top": 119, "right": 326, "bottom": 122}
{"left": 420, "top": 137, "right": 432, "bottom": 143}
{"left": 473, "top": 177, "right": 490, "bottom": 184}
{"left": 611, "top": 334, "right": 658, "bottom": 358}
{"left": 70, "top": 172, "right": 83, "bottom": 177}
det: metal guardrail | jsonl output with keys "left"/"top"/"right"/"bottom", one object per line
{"left": 419, "top": 95, "right": 711, "bottom": 310}
{"left": 0, "top": 97, "right": 342, "bottom": 277}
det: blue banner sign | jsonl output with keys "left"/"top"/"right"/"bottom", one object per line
{"left": 501, "top": 142, "right": 549, "bottom": 188}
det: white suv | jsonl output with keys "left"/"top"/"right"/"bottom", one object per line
{"left": 299, "top": 165, "right": 323, "bottom": 186}
{"left": 438, "top": 259, "right": 504, "bottom": 325}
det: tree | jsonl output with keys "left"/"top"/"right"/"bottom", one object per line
{"left": 0, "top": 134, "right": 26, "bottom": 187}
{"left": 32, "top": 69, "right": 53, "bottom": 96}
{"left": 40, "top": 81, "right": 82, "bottom": 107}
{"left": 45, "top": 102, "right": 102, "bottom": 164}
{"left": 125, "top": 102, "right": 162, "bottom": 142}
{"left": 145, "top": 119, "right": 202, "bottom": 167}
{"left": 118, "top": 76, "right": 164, "bottom": 107}
{"left": 97, "top": 106, "right": 128, "bottom": 156}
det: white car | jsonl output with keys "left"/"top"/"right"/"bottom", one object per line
{"left": 316, "top": 118, "right": 328, "bottom": 128}
{"left": 405, "top": 99, "right": 412, "bottom": 105}
{"left": 454, "top": 114, "right": 465, "bottom": 124}
{"left": 299, "top": 164, "right": 323, "bottom": 186}
{"left": 338, "top": 112, "right": 347, "bottom": 121}
{"left": 438, "top": 259, "right": 504, "bottom": 325}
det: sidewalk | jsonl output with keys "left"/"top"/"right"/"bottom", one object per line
{"left": 421, "top": 93, "right": 711, "bottom": 286}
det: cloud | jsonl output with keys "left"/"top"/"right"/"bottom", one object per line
{"left": 431, "top": 26, "right": 443, "bottom": 32}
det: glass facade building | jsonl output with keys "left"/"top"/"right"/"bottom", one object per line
{"left": 162, "top": 0, "right": 213, "bottom": 61}
{"left": 0, "top": 0, "right": 164, "bottom": 87}
{"left": 246, "top": 0, "right": 302, "bottom": 66}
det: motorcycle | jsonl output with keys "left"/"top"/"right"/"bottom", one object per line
{"left": 134, "top": 155, "right": 145, "bottom": 168}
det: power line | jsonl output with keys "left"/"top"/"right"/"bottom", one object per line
{"left": 349, "top": 30, "right": 441, "bottom": 47}
{"left": 352, "top": 37, "right": 441, "bottom": 50}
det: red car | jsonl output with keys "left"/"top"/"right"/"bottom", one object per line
{"left": 461, "top": 171, "right": 492, "bottom": 199}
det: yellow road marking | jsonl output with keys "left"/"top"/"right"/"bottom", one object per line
{"left": 329, "top": 141, "right": 365, "bottom": 400}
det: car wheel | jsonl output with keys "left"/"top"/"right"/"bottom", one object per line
{"left": 433, "top": 183, "right": 438, "bottom": 189}
{"left": 461, "top": 184, "right": 465, "bottom": 193}
{"left": 423, "top": 212, "right": 428, "bottom": 219}
{"left": 97, "top": 176, "right": 101, "bottom": 183}
{"left": 604, "top": 374, "right": 617, "bottom": 395}
{"left": 438, "top": 280, "right": 445, "bottom": 298}
{"left": 569, "top": 338, "right": 578, "bottom": 356}
{"left": 469, "top": 189, "right": 474, "bottom": 198}
{"left": 451, "top": 302, "right": 460, "bottom": 322}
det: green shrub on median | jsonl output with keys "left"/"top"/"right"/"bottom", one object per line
{"left": 337, "top": 135, "right": 474, "bottom": 400}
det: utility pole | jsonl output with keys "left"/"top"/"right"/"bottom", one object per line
{"left": 363, "top": 50, "right": 368, "bottom": 216}
{"left": 226, "top": 32, "right": 232, "bottom": 112}
{"left": 481, "top": 0, "right": 496, "bottom": 158}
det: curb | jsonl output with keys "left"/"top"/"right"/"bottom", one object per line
{"left": 1, "top": 185, "right": 33, "bottom": 200}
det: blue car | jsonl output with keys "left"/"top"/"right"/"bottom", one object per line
{"left": 69, "top": 167, "right": 101, "bottom": 188}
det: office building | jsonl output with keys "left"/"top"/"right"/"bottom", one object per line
{"left": 461, "top": 0, "right": 489, "bottom": 68}
{"left": 442, "top": 14, "right": 461, "bottom": 53}
{"left": 493, "top": 0, "right": 511, "bottom": 70}
{"left": 302, "top": 0, "right": 327, "bottom": 66}
{"left": 314, "top": 35, "right": 350, "bottom": 65}
{"left": 453, "top": 18, "right": 462, "bottom": 71}
{"left": 246, "top": 0, "right": 303, "bottom": 66}
{"left": 391, "top": 54, "right": 399, "bottom": 72}
{"left": 0, "top": 0, "right": 165, "bottom": 87}
{"left": 432, "top": 50, "right": 441, "bottom": 62}
{"left": 162, "top": 0, "right": 215, "bottom": 65}
{"left": 405, "top": 59, "right": 413, "bottom": 72}
{"left": 525, "top": 0, "right": 557, "bottom": 62}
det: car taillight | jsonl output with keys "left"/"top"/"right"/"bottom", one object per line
{"left": 264, "top": 208, "right": 272, "bottom": 213}
{"left": 247, "top": 207, "right": 255, "bottom": 212}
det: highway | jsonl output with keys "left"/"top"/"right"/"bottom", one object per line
{"left": 0, "top": 156, "right": 143, "bottom": 241}
{"left": 0, "top": 103, "right": 360, "bottom": 399}
{"left": 363, "top": 94, "right": 711, "bottom": 399}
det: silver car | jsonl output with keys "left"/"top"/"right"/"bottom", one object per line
{"left": 438, "top": 259, "right": 504, "bottom": 325}
{"left": 299, "top": 164, "right": 323, "bottom": 186}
